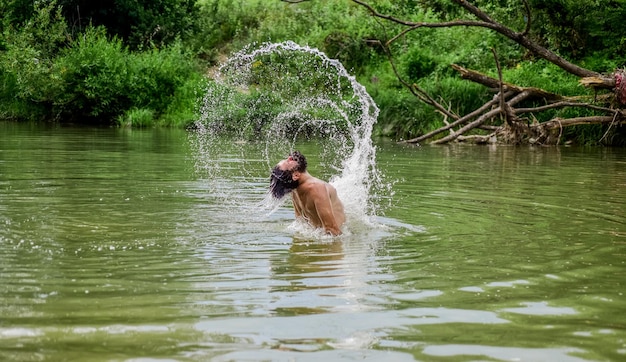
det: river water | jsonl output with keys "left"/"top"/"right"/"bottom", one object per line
{"left": 1, "top": 122, "right": 625, "bottom": 361}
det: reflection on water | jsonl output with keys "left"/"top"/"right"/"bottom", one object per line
{"left": 1, "top": 124, "right": 626, "bottom": 361}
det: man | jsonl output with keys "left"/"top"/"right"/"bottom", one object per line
{"left": 270, "top": 151, "right": 346, "bottom": 236}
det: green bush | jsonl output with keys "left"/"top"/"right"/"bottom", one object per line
{"left": 53, "top": 0, "right": 199, "bottom": 50}
{"left": 0, "top": 5, "right": 204, "bottom": 126}
{"left": 116, "top": 108, "right": 155, "bottom": 128}
{"left": 3, "top": 0, "right": 623, "bottom": 143}
{"left": 0, "top": 0, "right": 205, "bottom": 126}
{"left": 53, "top": 28, "right": 132, "bottom": 121}
{"left": 0, "top": 0, "right": 68, "bottom": 120}
{"left": 56, "top": 31, "right": 205, "bottom": 125}
{"left": 125, "top": 43, "right": 204, "bottom": 125}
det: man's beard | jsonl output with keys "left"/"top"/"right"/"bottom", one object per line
{"left": 270, "top": 166, "right": 299, "bottom": 199}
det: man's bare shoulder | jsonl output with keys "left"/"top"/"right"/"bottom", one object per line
{"left": 300, "top": 179, "right": 331, "bottom": 194}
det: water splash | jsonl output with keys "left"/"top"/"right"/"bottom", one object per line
{"left": 191, "top": 41, "right": 388, "bottom": 225}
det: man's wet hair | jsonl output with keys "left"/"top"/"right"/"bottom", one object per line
{"left": 268, "top": 151, "right": 307, "bottom": 199}
{"left": 270, "top": 166, "right": 299, "bottom": 199}
{"left": 290, "top": 151, "right": 307, "bottom": 172}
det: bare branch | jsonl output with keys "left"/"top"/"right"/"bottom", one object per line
{"left": 516, "top": 102, "right": 617, "bottom": 115}
{"left": 352, "top": 0, "right": 600, "bottom": 78}
{"left": 580, "top": 76, "right": 617, "bottom": 90}
{"left": 542, "top": 116, "right": 621, "bottom": 129}
{"left": 377, "top": 41, "right": 458, "bottom": 120}
{"left": 452, "top": 0, "right": 598, "bottom": 77}
{"left": 457, "top": 133, "right": 497, "bottom": 144}
{"left": 430, "top": 90, "right": 532, "bottom": 144}
{"left": 599, "top": 112, "right": 621, "bottom": 143}
{"left": 478, "top": 125, "right": 501, "bottom": 131}
{"left": 451, "top": 64, "right": 563, "bottom": 101}
{"left": 430, "top": 107, "right": 502, "bottom": 145}
{"left": 403, "top": 91, "right": 513, "bottom": 144}
{"left": 491, "top": 48, "right": 509, "bottom": 125}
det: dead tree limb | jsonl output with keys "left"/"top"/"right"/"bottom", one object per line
{"left": 283, "top": 0, "right": 625, "bottom": 144}
{"left": 491, "top": 48, "right": 510, "bottom": 125}
{"left": 419, "top": 64, "right": 624, "bottom": 145}
{"left": 404, "top": 91, "right": 512, "bottom": 143}
{"left": 450, "top": 64, "right": 564, "bottom": 101}
{"left": 542, "top": 116, "right": 620, "bottom": 129}
{"left": 516, "top": 102, "right": 616, "bottom": 115}
{"left": 580, "top": 76, "right": 616, "bottom": 90}
{"left": 430, "top": 90, "right": 532, "bottom": 144}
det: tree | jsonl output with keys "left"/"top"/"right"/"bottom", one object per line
{"left": 283, "top": 0, "right": 625, "bottom": 145}
{"left": 26, "top": 0, "right": 200, "bottom": 49}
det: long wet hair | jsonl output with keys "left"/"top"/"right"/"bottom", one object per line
{"left": 269, "top": 151, "right": 307, "bottom": 199}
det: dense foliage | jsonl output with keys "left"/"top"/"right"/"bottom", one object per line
{"left": 0, "top": 1, "right": 204, "bottom": 126}
{"left": 0, "top": 0, "right": 624, "bottom": 143}
{"left": 2, "top": 0, "right": 199, "bottom": 50}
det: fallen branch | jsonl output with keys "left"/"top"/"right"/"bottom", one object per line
{"left": 492, "top": 48, "right": 509, "bottom": 125}
{"left": 340, "top": 0, "right": 626, "bottom": 144}
{"left": 403, "top": 91, "right": 513, "bottom": 144}
{"left": 516, "top": 102, "right": 616, "bottom": 115}
{"left": 580, "top": 76, "right": 616, "bottom": 90}
{"left": 541, "top": 115, "right": 620, "bottom": 129}
{"left": 451, "top": 64, "right": 563, "bottom": 101}
{"left": 457, "top": 134, "right": 497, "bottom": 144}
{"left": 430, "top": 90, "right": 532, "bottom": 144}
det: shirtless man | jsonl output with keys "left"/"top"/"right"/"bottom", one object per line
{"left": 270, "top": 151, "right": 346, "bottom": 236}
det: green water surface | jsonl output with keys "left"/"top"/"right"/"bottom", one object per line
{"left": 0, "top": 123, "right": 625, "bottom": 361}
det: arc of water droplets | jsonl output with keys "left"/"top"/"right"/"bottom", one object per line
{"left": 197, "top": 41, "right": 387, "bottom": 219}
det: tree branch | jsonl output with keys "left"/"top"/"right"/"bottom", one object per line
{"left": 451, "top": 64, "right": 563, "bottom": 101}
{"left": 429, "top": 90, "right": 532, "bottom": 144}
{"left": 352, "top": 0, "right": 599, "bottom": 78}
{"left": 491, "top": 48, "right": 510, "bottom": 125}
{"left": 403, "top": 90, "right": 517, "bottom": 144}
{"left": 340, "top": 0, "right": 623, "bottom": 144}
{"left": 516, "top": 102, "right": 617, "bottom": 115}
{"left": 542, "top": 116, "right": 620, "bottom": 129}
{"left": 377, "top": 41, "right": 458, "bottom": 121}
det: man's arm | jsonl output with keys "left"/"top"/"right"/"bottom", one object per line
{"left": 312, "top": 184, "right": 342, "bottom": 236}
{"left": 292, "top": 195, "right": 302, "bottom": 218}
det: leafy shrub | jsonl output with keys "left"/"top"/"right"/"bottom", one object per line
{"left": 0, "top": 0, "right": 68, "bottom": 120}
{"left": 126, "top": 44, "right": 203, "bottom": 122}
{"left": 56, "top": 31, "right": 204, "bottom": 125}
{"left": 400, "top": 47, "right": 438, "bottom": 82}
{"left": 54, "top": 0, "right": 199, "bottom": 50}
{"left": 116, "top": 108, "right": 155, "bottom": 128}
{"left": 53, "top": 28, "right": 132, "bottom": 121}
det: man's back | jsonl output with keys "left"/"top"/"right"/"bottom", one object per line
{"left": 292, "top": 177, "right": 345, "bottom": 235}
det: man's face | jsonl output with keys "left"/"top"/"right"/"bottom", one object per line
{"left": 269, "top": 158, "right": 299, "bottom": 199}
